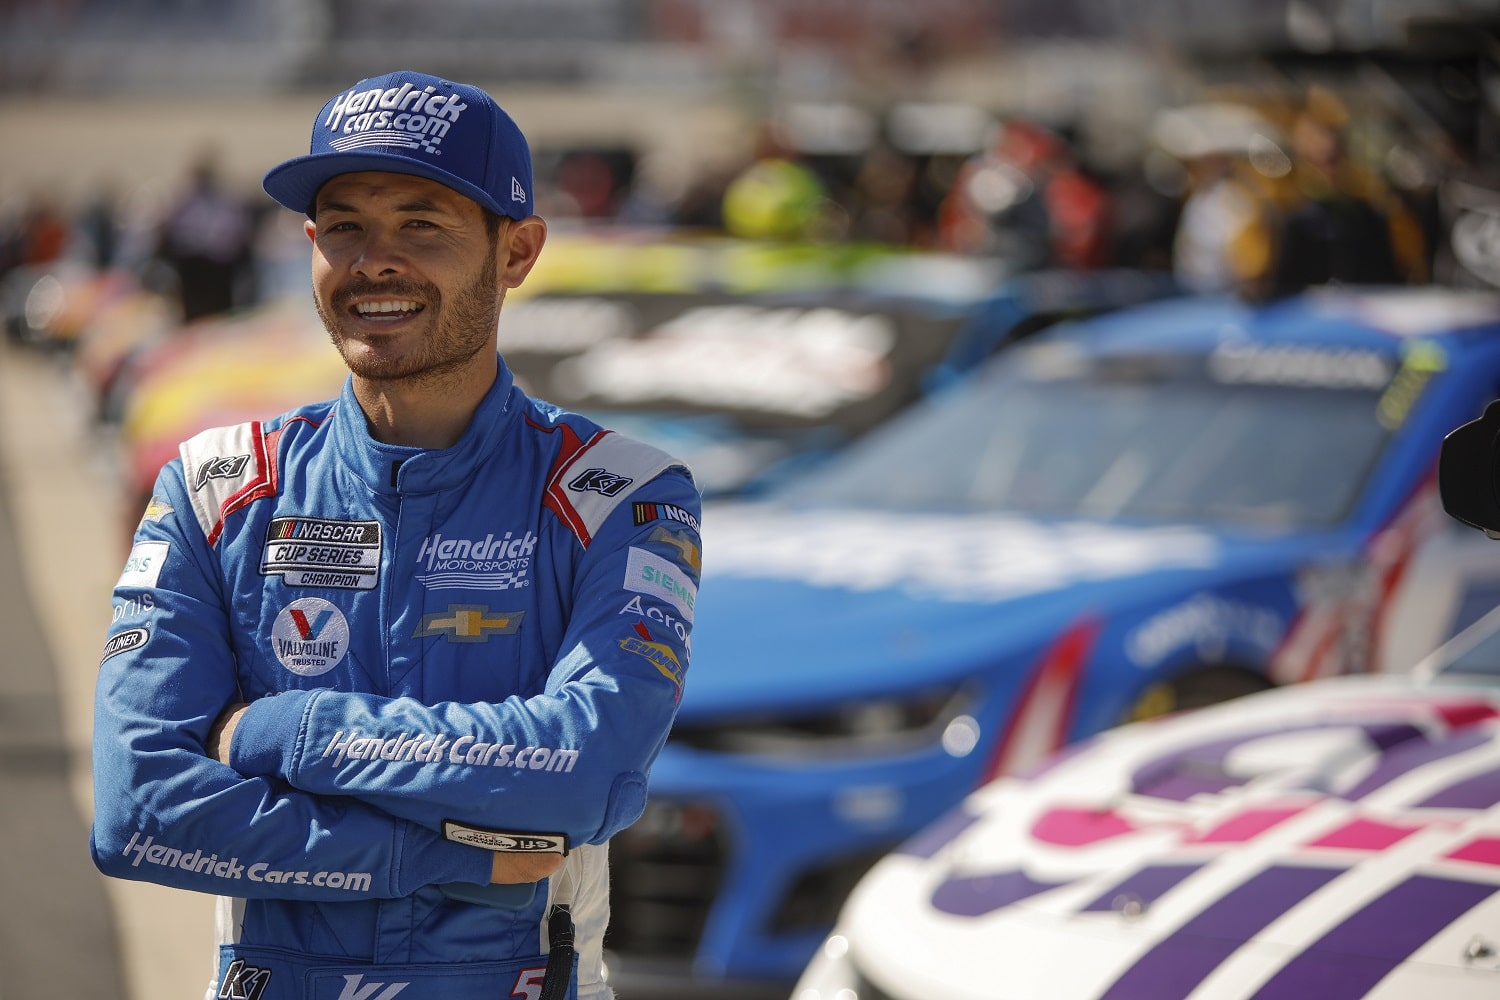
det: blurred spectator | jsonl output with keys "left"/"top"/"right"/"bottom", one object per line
{"left": 1109, "top": 149, "right": 1186, "bottom": 271}
{"left": 1267, "top": 90, "right": 1414, "bottom": 297}
{"left": 76, "top": 183, "right": 124, "bottom": 271}
{"left": 936, "top": 117, "right": 1113, "bottom": 269}
{"left": 11, "top": 194, "right": 71, "bottom": 269}
{"left": 152, "top": 151, "right": 260, "bottom": 322}
{"left": 848, "top": 141, "right": 924, "bottom": 245}
{"left": 1153, "top": 101, "right": 1291, "bottom": 297}
{"left": 1171, "top": 147, "right": 1281, "bottom": 296}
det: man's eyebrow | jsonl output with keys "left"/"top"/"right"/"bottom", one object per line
{"left": 393, "top": 197, "right": 458, "bottom": 215}
{"left": 315, "top": 196, "right": 458, "bottom": 215}
{"left": 316, "top": 198, "right": 359, "bottom": 215}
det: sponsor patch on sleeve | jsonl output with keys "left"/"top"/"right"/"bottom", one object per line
{"left": 100, "top": 627, "right": 149, "bottom": 664}
{"left": 441, "top": 820, "right": 568, "bottom": 854}
{"left": 632, "top": 501, "right": 701, "bottom": 532}
{"left": 139, "top": 495, "right": 174, "bottom": 526}
{"left": 118, "top": 540, "right": 170, "bottom": 589}
{"left": 625, "top": 546, "right": 697, "bottom": 621}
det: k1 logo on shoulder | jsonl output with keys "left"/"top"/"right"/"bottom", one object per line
{"left": 569, "top": 468, "right": 633, "bottom": 497}
{"left": 194, "top": 454, "right": 250, "bottom": 491}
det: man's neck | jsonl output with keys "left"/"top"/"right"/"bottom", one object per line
{"left": 353, "top": 356, "right": 497, "bottom": 449}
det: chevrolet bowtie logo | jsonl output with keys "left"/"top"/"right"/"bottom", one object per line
{"left": 649, "top": 525, "right": 702, "bottom": 575}
{"left": 413, "top": 605, "right": 525, "bottom": 643}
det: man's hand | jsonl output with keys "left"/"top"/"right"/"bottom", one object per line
{"left": 207, "top": 703, "right": 250, "bottom": 766}
{"left": 490, "top": 851, "right": 564, "bottom": 884}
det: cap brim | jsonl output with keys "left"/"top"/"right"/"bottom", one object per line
{"left": 263, "top": 151, "right": 509, "bottom": 218}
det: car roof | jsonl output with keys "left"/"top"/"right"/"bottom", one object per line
{"left": 1042, "top": 288, "right": 1500, "bottom": 358}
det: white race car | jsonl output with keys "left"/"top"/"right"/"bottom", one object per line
{"left": 794, "top": 603, "right": 1500, "bottom": 1000}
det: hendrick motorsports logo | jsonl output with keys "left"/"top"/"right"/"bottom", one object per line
{"left": 271, "top": 598, "right": 350, "bottom": 676}
{"left": 414, "top": 530, "right": 536, "bottom": 590}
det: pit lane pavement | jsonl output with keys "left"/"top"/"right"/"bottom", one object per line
{"left": 0, "top": 338, "right": 214, "bottom": 1000}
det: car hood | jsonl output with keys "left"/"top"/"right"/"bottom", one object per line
{"left": 683, "top": 504, "right": 1310, "bottom": 715}
{"left": 827, "top": 675, "right": 1500, "bottom": 999}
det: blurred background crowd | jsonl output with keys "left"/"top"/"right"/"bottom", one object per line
{"left": 4, "top": 0, "right": 1499, "bottom": 324}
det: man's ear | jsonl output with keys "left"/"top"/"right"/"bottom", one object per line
{"left": 304, "top": 218, "right": 317, "bottom": 243}
{"left": 498, "top": 216, "right": 547, "bottom": 289}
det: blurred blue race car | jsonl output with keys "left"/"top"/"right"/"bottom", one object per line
{"left": 604, "top": 287, "right": 1500, "bottom": 997}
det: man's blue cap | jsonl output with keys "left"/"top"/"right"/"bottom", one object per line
{"left": 263, "top": 70, "right": 534, "bottom": 220}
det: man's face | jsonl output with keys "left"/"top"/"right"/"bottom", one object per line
{"left": 306, "top": 171, "right": 502, "bottom": 385}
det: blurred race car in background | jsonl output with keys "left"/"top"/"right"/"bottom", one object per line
{"left": 792, "top": 600, "right": 1500, "bottom": 1000}
{"left": 38, "top": 231, "right": 1175, "bottom": 523}
{"left": 604, "top": 287, "right": 1500, "bottom": 996}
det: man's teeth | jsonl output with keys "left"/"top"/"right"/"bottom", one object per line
{"left": 355, "top": 300, "right": 419, "bottom": 315}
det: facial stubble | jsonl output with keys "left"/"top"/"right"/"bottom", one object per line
{"left": 315, "top": 236, "right": 503, "bottom": 389}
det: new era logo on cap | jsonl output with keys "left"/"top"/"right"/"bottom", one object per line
{"left": 262, "top": 70, "right": 535, "bottom": 221}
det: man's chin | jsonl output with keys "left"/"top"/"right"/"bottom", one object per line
{"left": 333, "top": 339, "right": 411, "bottom": 381}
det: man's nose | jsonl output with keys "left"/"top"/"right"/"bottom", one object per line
{"left": 351, "top": 230, "right": 406, "bottom": 279}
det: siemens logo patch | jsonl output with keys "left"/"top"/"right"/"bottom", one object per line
{"left": 625, "top": 546, "right": 696, "bottom": 621}
{"left": 118, "top": 540, "right": 169, "bottom": 589}
{"left": 261, "top": 517, "right": 381, "bottom": 590}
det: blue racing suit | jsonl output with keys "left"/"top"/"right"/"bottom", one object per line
{"left": 90, "top": 357, "right": 702, "bottom": 1000}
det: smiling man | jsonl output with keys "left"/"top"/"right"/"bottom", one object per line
{"left": 90, "top": 71, "right": 702, "bottom": 1000}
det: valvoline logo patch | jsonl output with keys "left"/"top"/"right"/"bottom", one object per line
{"left": 271, "top": 598, "right": 350, "bottom": 676}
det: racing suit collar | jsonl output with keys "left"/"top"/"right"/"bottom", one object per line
{"left": 333, "top": 354, "right": 519, "bottom": 495}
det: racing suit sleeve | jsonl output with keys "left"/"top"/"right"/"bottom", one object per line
{"left": 223, "top": 467, "right": 702, "bottom": 851}
{"left": 90, "top": 461, "right": 495, "bottom": 899}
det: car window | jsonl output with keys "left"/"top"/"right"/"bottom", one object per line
{"left": 1435, "top": 617, "right": 1500, "bottom": 680}
{"left": 779, "top": 344, "right": 1391, "bottom": 529}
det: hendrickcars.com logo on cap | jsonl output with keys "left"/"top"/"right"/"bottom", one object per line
{"left": 262, "top": 69, "right": 534, "bottom": 220}
{"left": 323, "top": 80, "right": 469, "bottom": 155}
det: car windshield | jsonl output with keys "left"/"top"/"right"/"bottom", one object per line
{"left": 1434, "top": 613, "right": 1500, "bottom": 681}
{"left": 778, "top": 341, "right": 1393, "bottom": 529}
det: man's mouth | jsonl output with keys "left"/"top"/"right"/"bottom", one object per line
{"left": 353, "top": 299, "right": 423, "bottom": 320}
